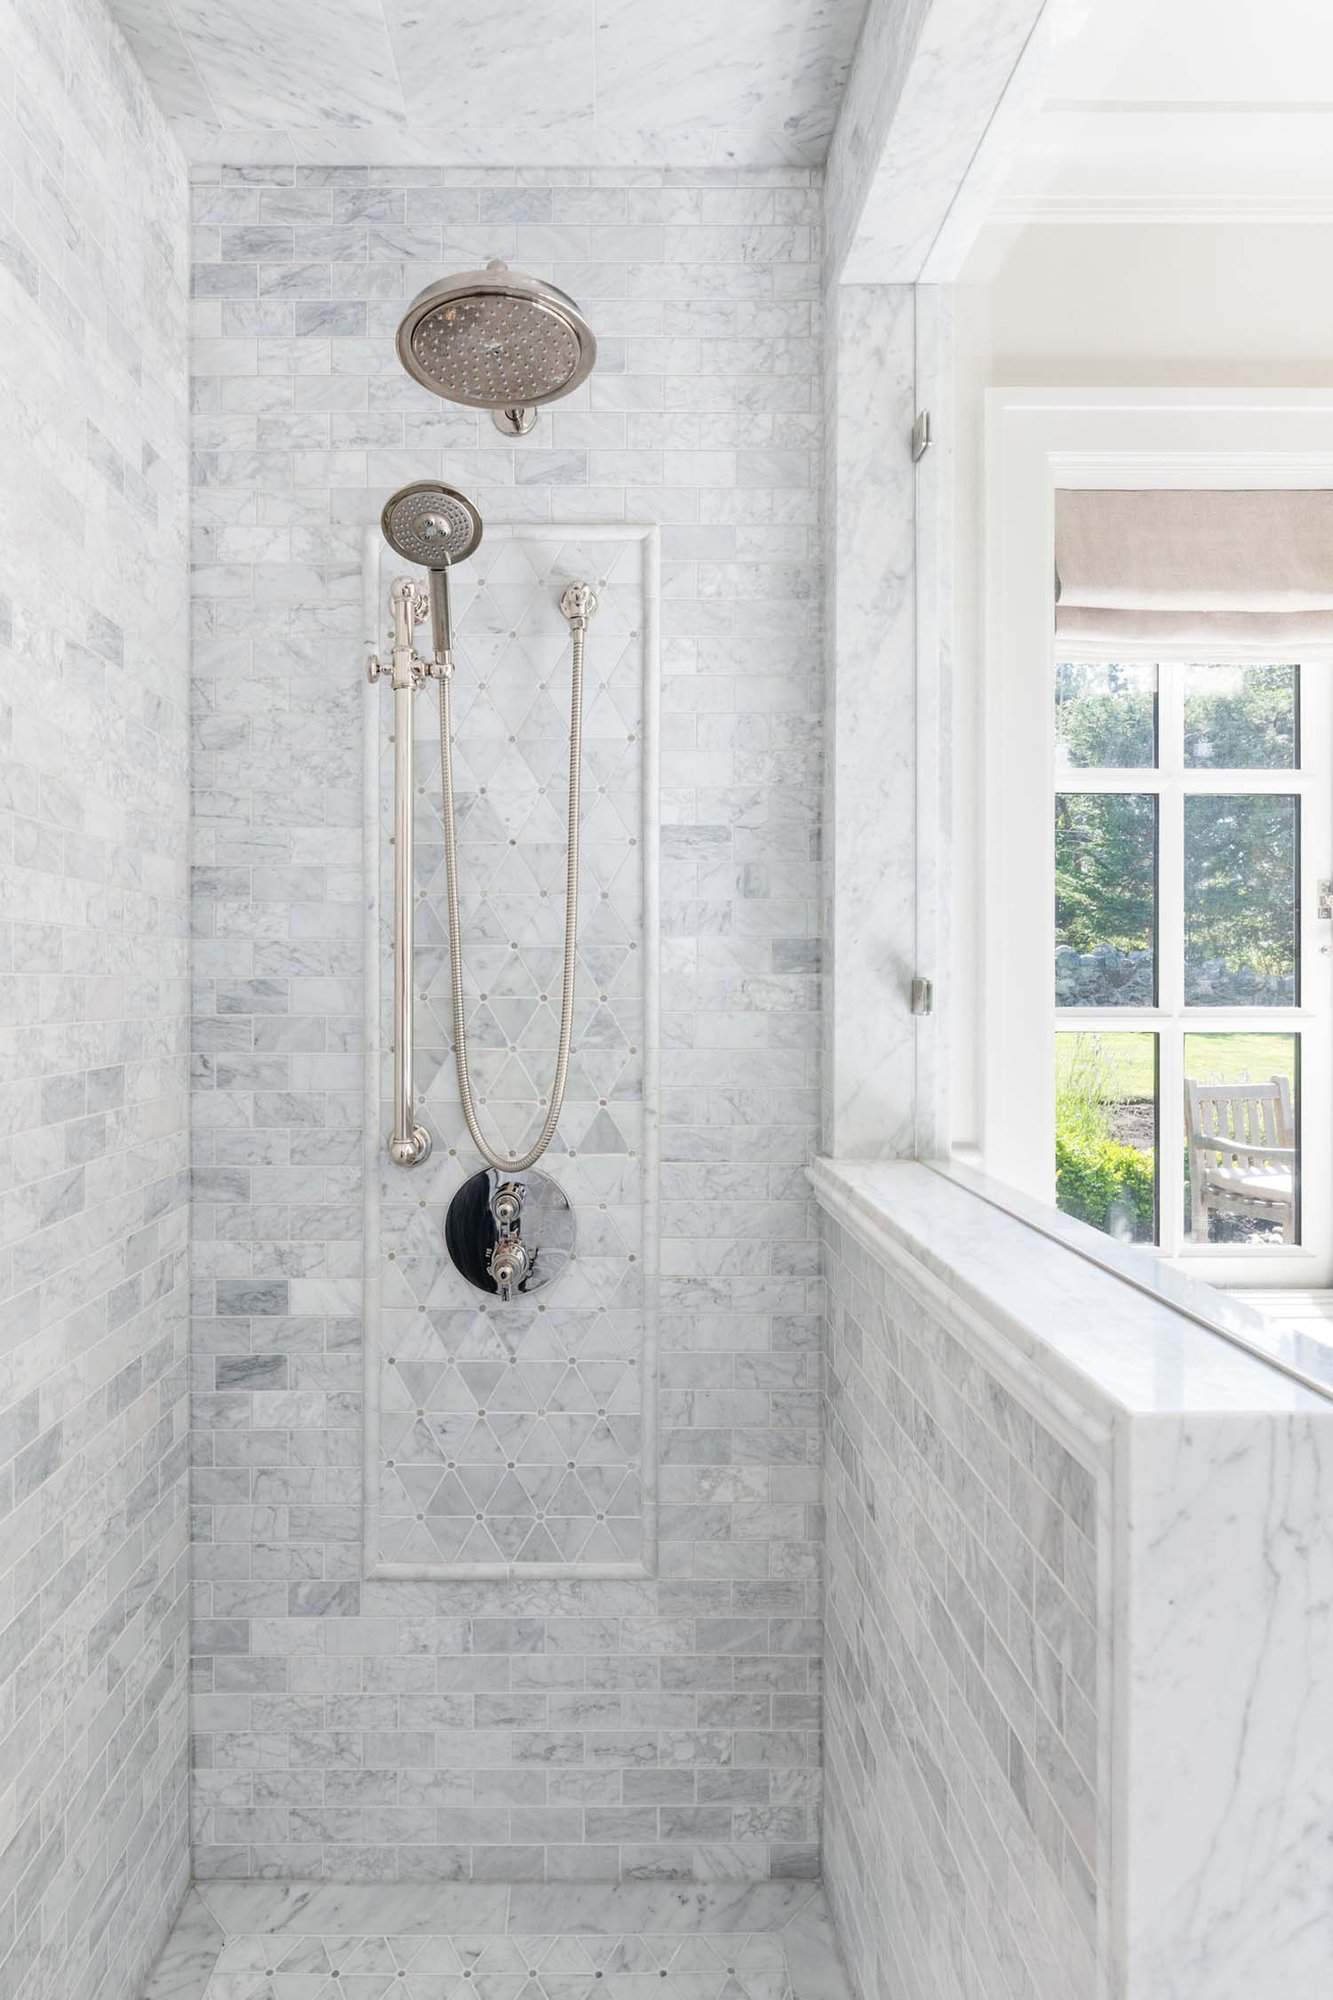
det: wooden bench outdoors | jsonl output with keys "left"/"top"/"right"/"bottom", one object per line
{"left": 1184, "top": 1074, "right": 1296, "bottom": 1240}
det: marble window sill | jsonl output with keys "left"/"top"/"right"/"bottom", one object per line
{"left": 809, "top": 1157, "right": 1333, "bottom": 1418}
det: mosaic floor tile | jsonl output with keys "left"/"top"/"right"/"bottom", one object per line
{"left": 148, "top": 1885, "right": 851, "bottom": 2000}
{"left": 200, "top": 1934, "right": 806, "bottom": 2000}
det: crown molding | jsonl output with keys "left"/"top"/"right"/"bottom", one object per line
{"left": 991, "top": 194, "right": 1333, "bottom": 225}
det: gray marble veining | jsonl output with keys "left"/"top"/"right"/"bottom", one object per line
{"left": 142, "top": 1894, "right": 227, "bottom": 2000}
{"left": 0, "top": 8, "right": 192, "bottom": 2000}
{"left": 194, "top": 1883, "right": 511, "bottom": 1936}
{"left": 147, "top": 1880, "right": 853, "bottom": 1999}
{"left": 821, "top": 283, "right": 918, "bottom": 1157}
{"left": 506, "top": 1880, "right": 819, "bottom": 1934}
{"left": 107, "top": 0, "right": 870, "bottom": 166}
{"left": 818, "top": 1186, "right": 1105, "bottom": 2000}
{"left": 189, "top": 162, "right": 824, "bottom": 1887}
{"left": 823, "top": 0, "right": 1049, "bottom": 283}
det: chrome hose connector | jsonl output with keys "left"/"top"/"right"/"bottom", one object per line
{"left": 559, "top": 581, "right": 598, "bottom": 631}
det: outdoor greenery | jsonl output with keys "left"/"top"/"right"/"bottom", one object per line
{"left": 1055, "top": 661, "right": 1156, "bottom": 768}
{"left": 1054, "top": 1034, "right": 1155, "bottom": 1241}
{"left": 1054, "top": 1030, "right": 1297, "bottom": 1246}
{"left": 1182, "top": 663, "right": 1296, "bottom": 769}
{"left": 1056, "top": 1030, "right": 1295, "bottom": 1101}
{"left": 1052, "top": 665, "right": 1301, "bottom": 1246}
{"left": 1054, "top": 665, "right": 1299, "bottom": 991}
{"left": 1056, "top": 1125, "right": 1156, "bottom": 1239}
{"left": 1054, "top": 660, "right": 1297, "bottom": 771}
{"left": 1183, "top": 793, "right": 1296, "bottom": 989}
{"left": 1055, "top": 791, "right": 1156, "bottom": 957}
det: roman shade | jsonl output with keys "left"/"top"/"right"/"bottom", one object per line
{"left": 1054, "top": 488, "right": 1333, "bottom": 655}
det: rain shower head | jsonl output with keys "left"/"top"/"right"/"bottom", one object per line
{"left": 380, "top": 481, "right": 483, "bottom": 569}
{"left": 396, "top": 260, "right": 597, "bottom": 436}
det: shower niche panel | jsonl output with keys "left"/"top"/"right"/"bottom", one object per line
{"left": 362, "top": 525, "right": 659, "bottom": 1579}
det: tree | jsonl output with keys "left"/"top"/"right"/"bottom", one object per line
{"left": 1055, "top": 663, "right": 1297, "bottom": 994}
{"left": 1055, "top": 792, "right": 1155, "bottom": 957}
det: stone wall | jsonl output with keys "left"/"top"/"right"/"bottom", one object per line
{"left": 821, "top": 1204, "right": 1102, "bottom": 2000}
{"left": 0, "top": 3, "right": 191, "bottom": 1999}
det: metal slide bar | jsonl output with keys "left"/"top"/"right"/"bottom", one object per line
{"left": 368, "top": 575, "right": 434, "bottom": 1168}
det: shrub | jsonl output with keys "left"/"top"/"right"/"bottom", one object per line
{"left": 1055, "top": 1036, "right": 1155, "bottom": 1239}
{"left": 1055, "top": 1127, "right": 1155, "bottom": 1238}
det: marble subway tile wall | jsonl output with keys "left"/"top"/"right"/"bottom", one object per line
{"left": 0, "top": 3, "right": 191, "bottom": 2000}
{"left": 188, "top": 164, "right": 824, "bottom": 1883}
{"left": 821, "top": 1210, "right": 1102, "bottom": 2000}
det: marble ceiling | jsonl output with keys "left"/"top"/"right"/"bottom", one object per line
{"left": 108, "top": 0, "right": 871, "bottom": 166}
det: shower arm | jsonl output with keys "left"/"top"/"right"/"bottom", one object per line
{"left": 367, "top": 575, "right": 440, "bottom": 1168}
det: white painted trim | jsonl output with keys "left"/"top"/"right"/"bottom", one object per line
{"left": 361, "top": 523, "right": 662, "bottom": 1584}
{"left": 992, "top": 197, "right": 1333, "bottom": 227}
{"left": 981, "top": 388, "right": 1333, "bottom": 1285}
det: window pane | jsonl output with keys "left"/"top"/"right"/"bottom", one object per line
{"left": 1183, "top": 1033, "right": 1298, "bottom": 1246}
{"left": 1056, "top": 1032, "right": 1157, "bottom": 1245}
{"left": 1056, "top": 793, "right": 1157, "bottom": 1005}
{"left": 1183, "top": 663, "right": 1298, "bottom": 770}
{"left": 1183, "top": 794, "right": 1298, "bottom": 1006}
{"left": 1055, "top": 661, "right": 1156, "bottom": 769}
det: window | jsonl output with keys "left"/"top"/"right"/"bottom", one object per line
{"left": 1052, "top": 659, "right": 1329, "bottom": 1267}
{"left": 981, "top": 393, "right": 1333, "bottom": 1289}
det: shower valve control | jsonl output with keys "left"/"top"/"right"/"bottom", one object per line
{"left": 445, "top": 1167, "right": 575, "bottom": 1299}
{"left": 488, "top": 1238, "right": 530, "bottom": 1302}
{"left": 487, "top": 1180, "right": 530, "bottom": 1301}
{"left": 492, "top": 1184, "right": 523, "bottom": 1231}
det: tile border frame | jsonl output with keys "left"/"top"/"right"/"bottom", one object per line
{"left": 360, "top": 521, "right": 662, "bottom": 1582}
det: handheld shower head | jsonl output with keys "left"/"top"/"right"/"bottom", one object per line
{"left": 381, "top": 481, "right": 483, "bottom": 569}
{"left": 396, "top": 261, "right": 597, "bottom": 436}
{"left": 381, "top": 480, "right": 483, "bottom": 668}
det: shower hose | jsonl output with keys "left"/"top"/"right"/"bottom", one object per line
{"left": 436, "top": 615, "right": 585, "bottom": 1171}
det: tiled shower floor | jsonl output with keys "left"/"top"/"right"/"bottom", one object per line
{"left": 143, "top": 1882, "right": 851, "bottom": 2000}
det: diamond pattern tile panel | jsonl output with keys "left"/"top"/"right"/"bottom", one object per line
{"left": 370, "top": 532, "right": 650, "bottom": 1575}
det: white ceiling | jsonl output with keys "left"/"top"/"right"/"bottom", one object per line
{"left": 109, "top": 0, "right": 870, "bottom": 166}
{"left": 994, "top": 0, "right": 1333, "bottom": 217}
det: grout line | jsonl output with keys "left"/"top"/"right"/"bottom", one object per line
{"left": 777, "top": 1881, "right": 821, "bottom": 1929}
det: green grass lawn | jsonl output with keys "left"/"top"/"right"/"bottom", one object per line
{"left": 1057, "top": 1028, "right": 1296, "bottom": 1103}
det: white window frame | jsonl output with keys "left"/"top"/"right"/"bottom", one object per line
{"left": 983, "top": 389, "right": 1333, "bottom": 1289}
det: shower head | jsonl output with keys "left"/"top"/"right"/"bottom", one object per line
{"left": 396, "top": 261, "right": 597, "bottom": 435}
{"left": 381, "top": 481, "right": 483, "bottom": 570}
{"left": 381, "top": 481, "right": 482, "bottom": 669}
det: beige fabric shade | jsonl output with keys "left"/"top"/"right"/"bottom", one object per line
{"left": 1054, "top": 489, "right": 1333, "bottom": 653}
